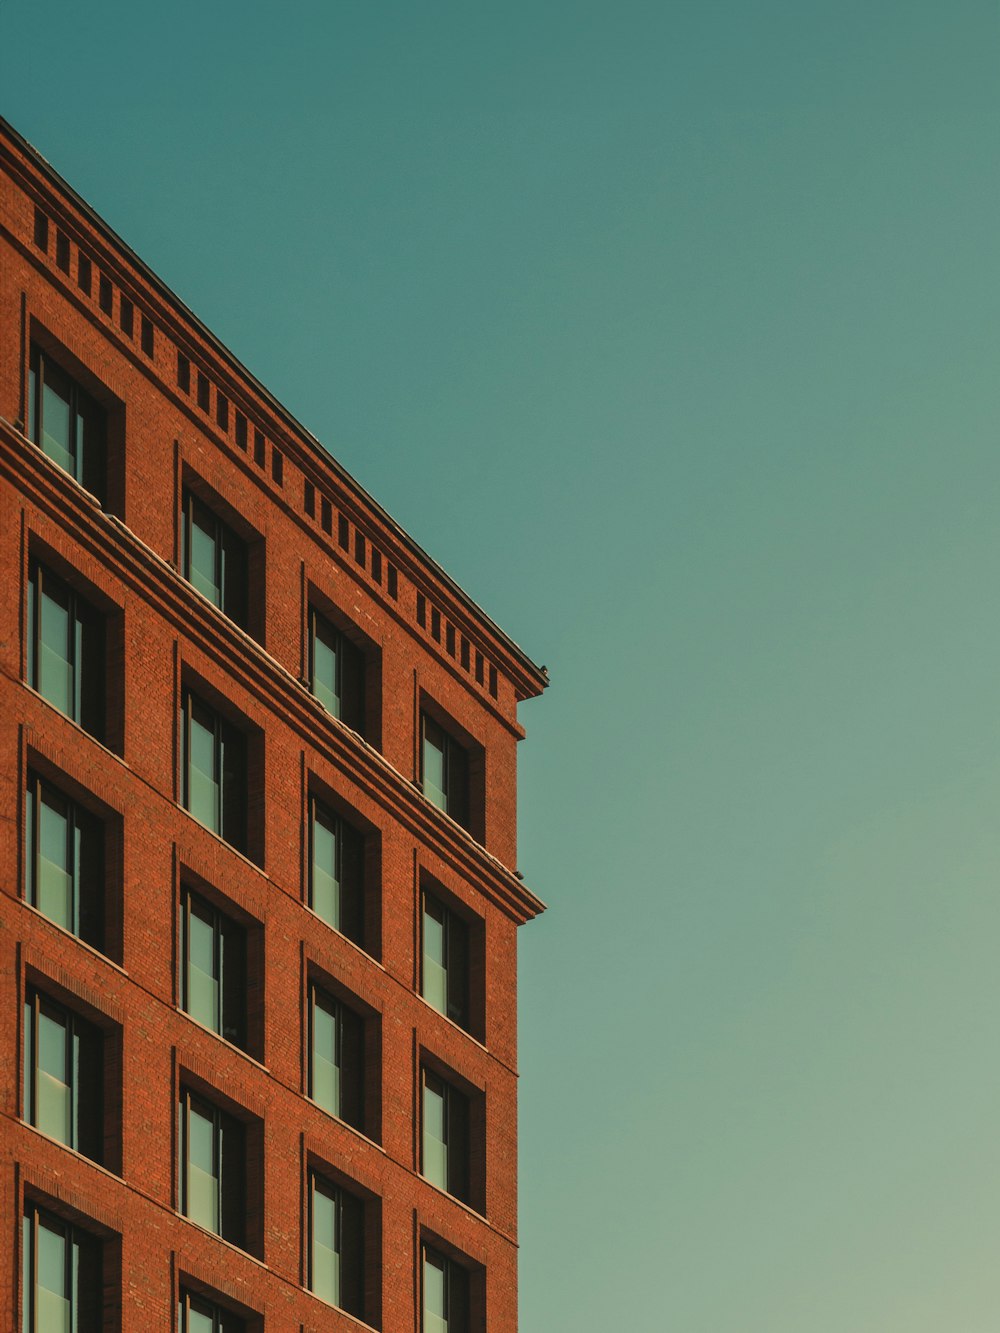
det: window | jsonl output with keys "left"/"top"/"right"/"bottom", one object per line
{"left": 182, "top": 490, "right": 248, "bottom": 627}
{"left": 25, "top": 773, "right": 104, "bottom": 950}
{"left": 180, "top": 888, "right": 247, "bottom": 1049}
{"left": 27, "top": 343, "right": 107, "bottom": 500}
{"left": 27, "top": 561, "right": 105, "bottom": 740}
{"left": 309, "top": 1173, "right": 364, "bottom": 1318}
{"left": 180, "top": 691, "right": 247, "bottom": 851}
{"left": 421, "top": 714, "right": 469, "bottom": 829}
{"left": 178, "top": 1289, "right": 245, "bottom": 1333}
{"left": 422, "top": 893, "right": 469, "bottom": 1029}
{"left": 23, "top": 988, "right": 103, "bottom": 1162}
{"left": 422, "top": 1069, "right": 470, "bottom": 1204}
{"left": 309, "top": 606, "right": 365, "bottom": 731}
{"left": 423, "top": 1246, "right": 470, "bottom": 1333}
{"left": 22, "top": 1203, "right": 103, "bottom": 1333}
{"left": 308, "top": 983, "right": 364, "bottom": 1132}
{"left": 178, "top": 1088, "right": 246, "bottom": 1247}
{"left": 308, "top": 795, "right": 365, "bottom": 946}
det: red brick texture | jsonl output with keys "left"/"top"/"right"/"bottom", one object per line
{"left": 0, "top": 117, "right": 545, "bottom": 1331}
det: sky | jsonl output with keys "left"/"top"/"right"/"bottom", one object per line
{"left": 3, "top": 2, "right": 998, "bottom": 1328}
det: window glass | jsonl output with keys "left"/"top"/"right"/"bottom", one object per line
{"left": 36, "top": 1217, "right": 70, "bottom": 1333}
{"left": 24, "top": 1207, "right": 101, "bottom": 1333}
{"left": 28, "top": 345, "right": 107, "bottom": 500}
{"left": 40, "top": 364, "right": 73, "bottom": 473}
{"left": 26, "top": 777, "right": 104, "bottom": 951}
{"left": 188, "top": 706, "right": 219, "bottom": 831}
{"left": 187, "top": 898, "right": 219, "bottom": 1030}
{"left": 310, "top": 608, "right": 365, "bottom": 730}
{"left": 187, "top": 1101, "right": 218, "bottom": 1231}
{"left": 311, "top": 993, "right": 339, "bottom": 1115}
{"left": 187, "top": 1307, "right": 214, "bottom": 1333}
{"left": 422, "top": 897, "right": 447, "bottom": 1015}
{"left": 423, "top": 1250, "right": 448, "bottom": 1333}
{"left": 37, "top": 789, "right": 73, "bottom": 929}
{"left": 309, "top": 798, "right": 365, "bottom": 946}
{"left": 311, "top": 806, "right": 339, "bottom": 928}
{"left": 36, "top": 1006, "right": 71, "bottom": 1143}
{"left": 27, "top": 563, "right": 105, "bottom": 740}
{"left": 311, "top": 615, "right": 340, "bottom": 717}
{"left": 181, "top": 693, "right": 248, "bottom": 852}
{"left": 423, "top": 1075, "right": 447, "bottom": 1190}
{"left": 189, "top": 505, "right": 221, "bottom": 605}
{"left": 311, "top": 1181, "right": 340, "bottom": 1307}
{"left": 38, "top": 576, "right": 73, "bottom": 714}
{"left": 422, "top": 718, "right": 447, "bottom": 812}
{"left": 182, "top": 490, "right": 249, "bottom": 626}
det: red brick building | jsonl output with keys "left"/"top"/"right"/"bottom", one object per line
{"left": 0, "top": 115, "right": 546, "bottom": 1332}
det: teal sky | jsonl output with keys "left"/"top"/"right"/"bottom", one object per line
{"left": 4, "top": 2, "right": 998, "bottom": 1327}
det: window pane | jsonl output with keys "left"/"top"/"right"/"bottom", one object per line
{"left": 424, "top": 1251, "right": 448, "bottom": 1333}
{"left": 423, "top": 1078, "right": 447, "bottom": 1190}
{"left": 188, "top": 711, "right": 219, "bottom": 832}
{"left": 311, "top": 809, "right": 339, "bottom": 928}
{"left": 187, "top": 1104, "right": 219, "bottom": 1231}
{"left": 39, "top": 582, "right": 73, "bottom": 716}
{"left": 311, "top": 996, "right": 339, "bottom": 1116}
{"left": 41, "top": 375, "right": 74, "bottom": 474}
{"left": 423, "top": 722, "right": 447, "bottom": 811}
{"left": 189, "top": 511, "right": 221, "bottom": 606}
{"left": 312, "top": 1184, "right": 339, "bottom": 1306}
{"left": 37, "top": 1219, "right": 71, "bottom": 1333}
{"left": 186, "top": 1304, "right": 215, "bottom": 1333}
{"left": 187, "top": 902, "right": 219, "bottom": 1031}
{"left": 423, "top": 900, "right": 447, "bottom": 1014}
{"left": 37, "top": 1008, "right": 71, "bottom": 1144}
{"left": 312, "top": 618, "right": 340, "bottom": 717}
{"left": 38, "top": 793, "right": 72, "bottom": 929}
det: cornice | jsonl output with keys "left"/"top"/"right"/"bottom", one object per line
{"left": 0, "top": 116, "right": 548, "bottom": 705}
{"left": 0, "top": 419, "right": 545, "bottom": 925}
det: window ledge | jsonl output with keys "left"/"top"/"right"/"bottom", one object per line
{"left": 176, "top": 801, "right": 264, "bottom": 875}
{"left": 175, "top": 1006, "right": 268, "bottom": 1073}
{"left": 23, "top": 682, "right": 126, "bottom": 765}
{"left": 18, "top": 1119, "right": 123, "bottom": 1183}
{"left": 303, "top": 1291, "right": 381, "bottom": 1333}
{"left": 414, "top": 991, "right": 490, "bottom": 1058}
{"left": 18, "top": 899, "right": 128, "bottom": 976}
{"left": 175, "top": 1212, "right": 270, "bottom": 1271}
{"left": 307, "top": 1097, "right": 385, "bottom": 1156}
{"left": 304, "top": 904, "right": 386, "bottom": 973}
{"left": 419, "top": 1172, "right": 489, "bottom": 1228}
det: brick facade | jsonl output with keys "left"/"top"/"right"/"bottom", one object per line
{"left": 0, "top": 115, "right": 546, "bottom": 1331}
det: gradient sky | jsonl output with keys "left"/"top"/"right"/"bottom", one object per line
{"left": 4, "top": 2, "right": 998, "bottom": 1328}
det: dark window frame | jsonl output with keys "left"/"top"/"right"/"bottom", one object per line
{"left": 308, "top": 980, "right": 366, "bottom": 1133}
{"left": 179, "top": 886, "right": 249, "bottom": 1051}
{"left": 179, "top": 689, "right": 249, "bottom": 854}
{"left": 24, "top": 771, "right": 105, "bottom": 952}
{"left": 422, "top": 1244, "right": 473, "bottom": 1333}
{"left": 308, "top": 1170, "right": 365, "bottom": 1319}
{"left": 178, "top": 1287, "right": 248, "bottom": 1333}
{"left": 421, "top": 1067, "right": 471, "bottom": 1204}
{"left": 22, "top": 1201, "right": 104, "bottom": 1333}
{"left": 27, "top": 559, "right": 106, "bottom": 742}
{"left": 421, "top": 890, "right": 472, "bottom": 1031}
{"left": 23, "top": 986, "right": 104, "bottom": 1163}
{"left": 27, "top": 342, "right": 108, "bottom": 502}
{"left": 181, "top": 488, "right": 249, "bottom": 628}
{"left": 308, "top": 604, "right": 366, "bottom": 732}
{"left": 307, "top": 793, "right": 366, "bottom": 948}
{"left": 420, "top": 712, "right": 473, "bottom": 832}
{"left": 177, "top": 1086, "right": 247, "bottom": 1249}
